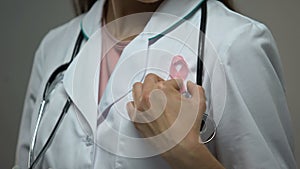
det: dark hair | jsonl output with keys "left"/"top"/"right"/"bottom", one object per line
{"left": 73, "top": 0, "right": 234, "bottom": 15}
{"left": 73, "top": 0, "right": 97, "bottom": 15}
{"left": 220, "top": 0, "right": 234, "bottom": 11}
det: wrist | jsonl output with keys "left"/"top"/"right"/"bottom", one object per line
{"left": 161, "top": 132, "right": 202, "bottom": 166}
{"left": 161, "top": 133, "right": 224, "bottom": 169}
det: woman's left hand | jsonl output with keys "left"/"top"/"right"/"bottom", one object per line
{"left": 126, "top": 73, "right": 224, "bottom": 169}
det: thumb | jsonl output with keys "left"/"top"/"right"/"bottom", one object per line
{"left": 186, "top": 81, "right": 206, "bottom": 116}
{"left": 187, "top": 81, "right": 205, "bottom": 100}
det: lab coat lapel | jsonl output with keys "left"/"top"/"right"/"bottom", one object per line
{"left": 80, "top": 0, "right": 105, "bottom": 39}
{"left": 63, "top": 29, "right": 102, "bottom": 134}
{"left": 97, "top": 35, "right": 149, "bottom": 115}
{"left": 62, "top": 1, "right": 105, "bottom": 133}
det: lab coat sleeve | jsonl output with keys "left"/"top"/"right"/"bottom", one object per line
{"left": 14, "top": 39, "right": 45, "bottom": 168}
{"left": 214, "top": 22, "right": 297, "bottom": 169}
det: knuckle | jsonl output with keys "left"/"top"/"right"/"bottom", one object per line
{"left": 157, "top": 81, "right": 165, "bottom": 89}
{"left": 133, "top": 82, "right": 142, "bottom": 88}
{"left": 169, "top": 79, "right": 177, "bottom": 85}
{"left": 145, "top": 73, "right": 157, "bottom": 79}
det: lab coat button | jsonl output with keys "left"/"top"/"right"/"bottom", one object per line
{"left": 85, "top": 136, "right": 94, "bottom": 146}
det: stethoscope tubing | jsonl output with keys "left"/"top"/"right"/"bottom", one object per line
{"left": 29, "top": 99, "right": 72, "bottom": 169}
{"left": 28, "top": 32, "right": 84, "bottom": 169}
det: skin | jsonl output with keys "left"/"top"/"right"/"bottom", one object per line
{"left": 105, "top": 0, "right": 225, "bottom": 168}
{"left": 104, "top": 0, "right": 163, "bottom": 41}
{"left": 126, "top": 74, "right": 224, "bottom": 169}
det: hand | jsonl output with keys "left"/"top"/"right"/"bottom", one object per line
{"left": 126, "top": 73, "right": 224, "bottom": 169}
{"left": 127, "top": 73, "right": 205, "bottom": 139}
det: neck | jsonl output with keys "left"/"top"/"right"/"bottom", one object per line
{"left": 104, "top": 0, "right": 163, "bottom": 41}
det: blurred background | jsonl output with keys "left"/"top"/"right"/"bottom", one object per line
{"left": 0, "top": 0, "right": 299, "bottom": 168}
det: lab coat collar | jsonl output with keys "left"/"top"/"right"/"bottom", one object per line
{"left": 80, "top": 0, "right": 105, "bottom": 39}
{"left": 144, "top": 0, "right": 205, "bottom": 41}
{"left": 80, "top": 0, "right": 205, "bottom": 40}
{"left": 63, "top": 29, "right": 102, "bottom": 135}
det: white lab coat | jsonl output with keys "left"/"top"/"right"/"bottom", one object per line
{"left": 15, "top": 0, "right": 297, "bottom": 168}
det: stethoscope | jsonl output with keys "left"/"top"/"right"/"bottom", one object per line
{"left": 28, "top": 1, "right": 215, "bottom": 168}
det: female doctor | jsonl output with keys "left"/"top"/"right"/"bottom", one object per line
{"left": 15, "top": 0, "right": 297, "bottom": 169}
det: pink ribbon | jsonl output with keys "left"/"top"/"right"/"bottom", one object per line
{"left": 169, "top": 55, "right": 189, "bottom": 93}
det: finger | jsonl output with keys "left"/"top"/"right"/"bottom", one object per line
{"left": 143, "top": 73, "right": 164, "bottom": 90}
{"left": 132, "top": 82, "right": 143, "bottom": 104}
{"left": 164, "top": 78, "right": 183, "bottom": 91}
{"left": 187, "top": 81, "right": 206, "bottom": 119}
{"left": 186, "top": 82, "right": 207, "bottom": 132}
{"left": 187, "top": 81, "right": 205, "bottom": 100}
{"left": 142, "top": 74, "right": 164, "bottom": 104}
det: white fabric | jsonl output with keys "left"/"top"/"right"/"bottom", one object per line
{"left": 15, "top": 0, "right": 297, "bottom": 168}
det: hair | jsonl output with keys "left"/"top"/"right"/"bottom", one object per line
{"left": 73, "top": 0, "right": 234, "bottom": 16}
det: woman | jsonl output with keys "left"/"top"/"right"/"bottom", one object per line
{"left": 15, "top": 0, "right": 297, "bottom": 168}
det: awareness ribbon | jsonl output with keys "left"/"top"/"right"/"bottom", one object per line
{"left": 169, "top": 55, "right": 189, "bottom": 93}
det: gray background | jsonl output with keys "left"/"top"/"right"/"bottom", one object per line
{"left": 0, "top": 0, "right": 299, "bottom": 168}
